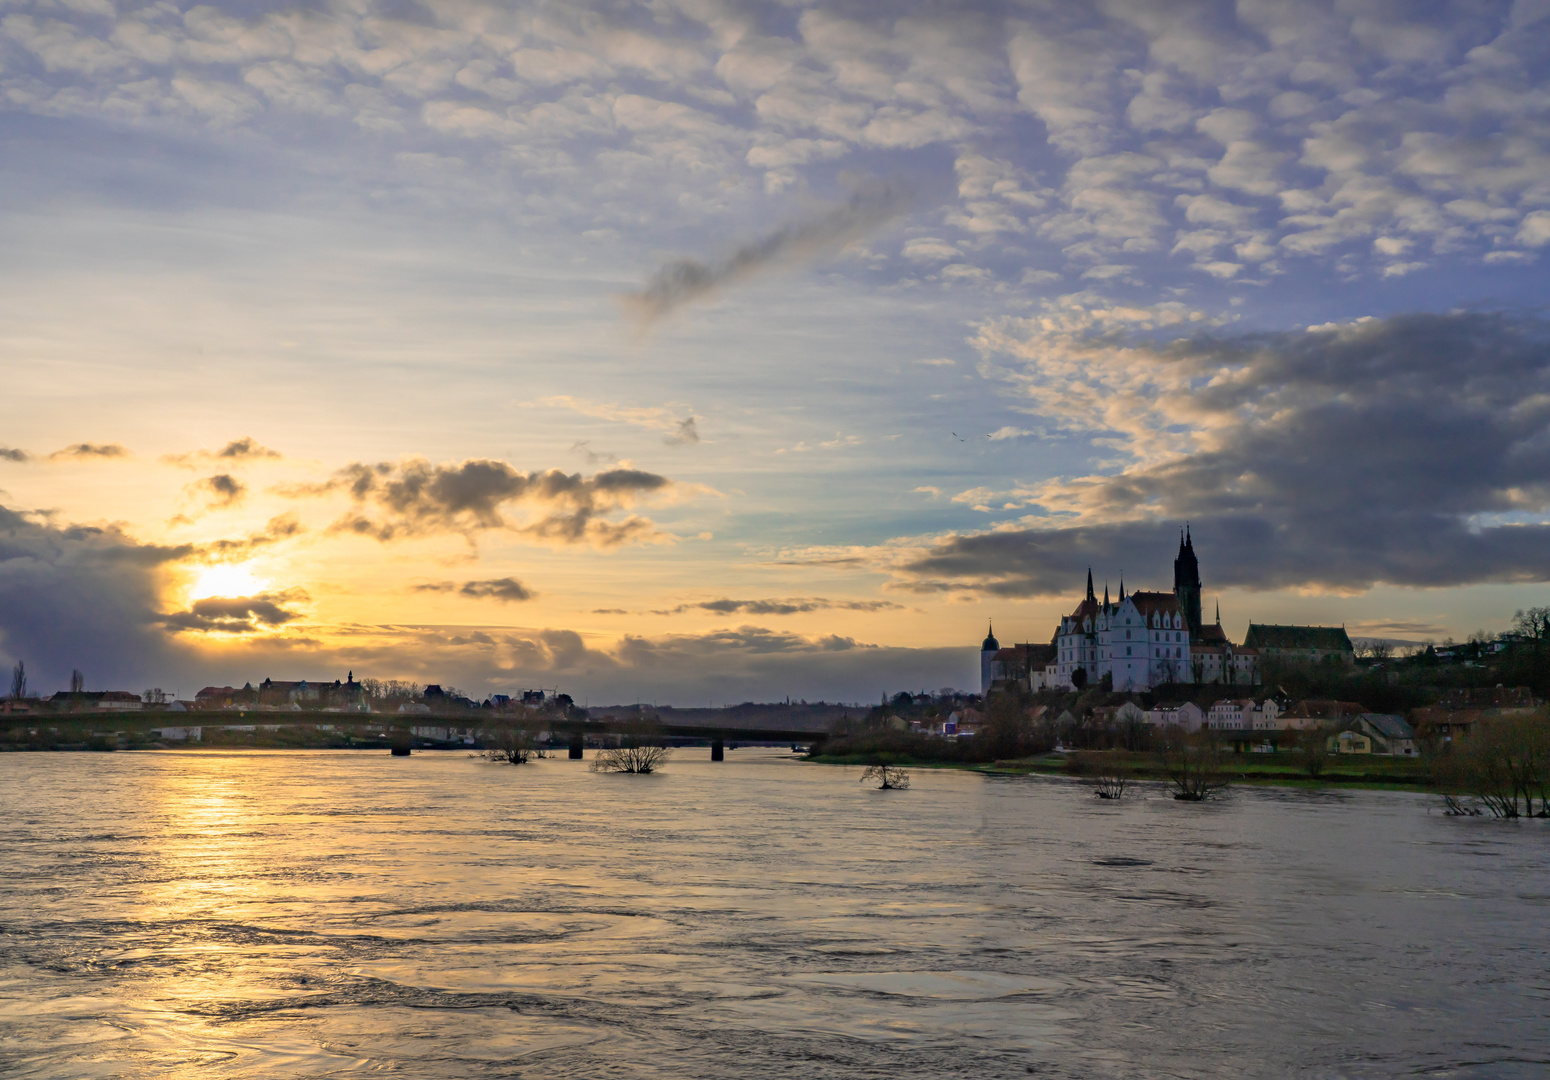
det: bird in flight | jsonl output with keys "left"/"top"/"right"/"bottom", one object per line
{"left": 951, "top": 432, "right": 966, "bottom": 442}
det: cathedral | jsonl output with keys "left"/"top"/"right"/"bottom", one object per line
{"left": 983, "top": 529, "right": 1258, "bottom": 695}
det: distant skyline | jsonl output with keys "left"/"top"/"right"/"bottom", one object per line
{"left": 3, "top": 0, "right": 1549, "bottom": 703}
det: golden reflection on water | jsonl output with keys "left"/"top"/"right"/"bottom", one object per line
{"left": 1, "top": 749, "right": 1548, "bottom": 1079}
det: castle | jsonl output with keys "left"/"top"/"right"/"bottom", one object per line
{"left": 981, "top": 529, "right": 1259, "bottom": 694}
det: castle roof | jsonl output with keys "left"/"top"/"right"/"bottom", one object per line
{"left": 1243, "top": 624, "right": 1354, "bottom": 652}
{"left": 1125, "top": 590, "right": 1184, "bottom": 617}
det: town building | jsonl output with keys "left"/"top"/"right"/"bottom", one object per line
{"left": 47, "top": 690, "right": 143, "bottom": 711}
{"left": 1243, "top": 624, "right": 1355, "bottom": 666}
{"left": 1352, "top": 714, "right": 1418, "bottom": 756}
{"left": 987, "top": 641, "right": 1056, "bottom": 694}
{"left": 1146, "top": 701, "right": 1204, "bottom": 730}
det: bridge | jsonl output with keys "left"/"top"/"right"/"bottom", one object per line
{"left": 3, "top": 706, "right": 839, "bottom": 757}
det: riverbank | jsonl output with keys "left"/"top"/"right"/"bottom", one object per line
{"left": 809, "top": 749, "right": 1435, "bottom": 791}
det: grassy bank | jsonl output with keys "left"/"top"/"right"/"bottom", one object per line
{"left": 987, "top": 751, "right": 1432, "bottom": 790}
{"left": 809, "top": 748, "right": 1435, "bottom": 791}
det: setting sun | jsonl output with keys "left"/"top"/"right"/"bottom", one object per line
{"left": 189, "top": 564, "right": 267, "bottom": 602}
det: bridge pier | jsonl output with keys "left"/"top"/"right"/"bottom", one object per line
{"left": 568, "top": 736, "right": 584, "bottom": 760}
{"left": 711, "top": 738, "right": 724, "bottom": 761}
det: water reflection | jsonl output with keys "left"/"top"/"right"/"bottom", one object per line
{"left": 1, "top": 749, "right": 1547, "bottom": 1078}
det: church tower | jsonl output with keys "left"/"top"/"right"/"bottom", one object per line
{"left": 1174, "top": 527, "right": 1203, "bottom": 640}
{"left": 980, "top": 620, "right": 1000, "bottom": 697}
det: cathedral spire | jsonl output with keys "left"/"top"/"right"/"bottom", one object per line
{"left": 1215, "top": 599, "right": 1221, "bottom": 625}
{"left": 1086, "top": 567, "right": 1095, "bottom": 603}
{"left": 1103, "top": 582, "right": 1110, "bottom": 607}
{"left": 1119, "top": 575, "right": 1125, "bottom": 602}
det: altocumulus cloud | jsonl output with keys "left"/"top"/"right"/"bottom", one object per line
{"left": 289, "top": 457, "right": 675, "bottom": 547}
{"left": 162, "top": 437, "right": 282, "bottom": 469}
{"left": 187, "top": 473, "right": 246, "bottom": 510}
{"left": 898, "top": 309, "right": 1550, "bottom": 596}
{"left": 659, "top": 597, "right": 902, "bottom": 616}
{"left": 48, "top": 443, "right": 130, "bottom": 461}
{"left": 414, "top": 577, "right": 535, "bottom": 602}
{"left": 2, "top": 2, "right": 1546, "bottom": 289}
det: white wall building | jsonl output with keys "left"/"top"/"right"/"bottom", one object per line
{"left": 1051, "top": 579, "right": 1191, "bottom": 693}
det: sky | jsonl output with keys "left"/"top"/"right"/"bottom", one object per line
{"left": 2, "top": 0, "right": 1550, "bottom": 704}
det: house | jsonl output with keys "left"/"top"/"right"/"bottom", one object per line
{"left": 1146, "top": 701, "right": 1204, "bottom": 731}
{"left": 1207, "top": 699, "right": 1257, "bottom": 729}
{"left": 48, "top": 690, "right": 143, "bottom": 711}
{"left": 195, "top": 686, "right": 239, "bottom": 709}
{"left": 1409, "top": 688, "right": 1535, "bottom": 743}
{"left": 943, "top": 707, "right": 983, "bottom": 736}
{"left": 1243, "top": 624, "right": 1355, "bottom": 666}
{"left": 1278, "top": 700, "right": 1368, "bottom": 729}
{"left": 152, "top": 726, "right": 203, "bottom": 742}
{"left": 1329, "top": 729, "right": 1373, "bottom": 754}
{"left": 1353, "top": 714, "right": 1418, "bottom": 756}
{"left": 1113, "top": 701, "right": 1147, "bottom": 727}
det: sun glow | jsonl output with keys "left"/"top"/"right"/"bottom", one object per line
{"left": 189, "top": 563, "right": 268, "bottom": 601}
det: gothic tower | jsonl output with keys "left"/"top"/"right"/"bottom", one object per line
{"left": 1174, "top": 527, "right": 1203, "bottom": 640}
{"left": 980, "top": 620, "right": 1000, "bottom": 697}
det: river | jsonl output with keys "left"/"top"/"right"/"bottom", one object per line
{"left": 0, "top": 749, "right": 1546, "bottom": 1078}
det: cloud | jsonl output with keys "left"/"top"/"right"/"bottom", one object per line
{"left": 48, "top": 443, "right": 130, "bottom": 461}
{"left": 199, "top": 513, "right": 305, "bottom": 561}
{"left": 0, "top": 448, "right": 31, "bottom": 463}
{"left": 163, "top": 593, "right": 304, "bottom": 634}
{"left": 162, "top": 437, "right": 282, "bottom": 468}
{"left": 187, "top": 473, "right": 246, "bottom": 510}
{"left": 415, "top": 577, "right": 535, "bottom": 602}
{"left": 896, "top": 308, "right": 1550, "bottom": 596}
{"left": 293, "top": 457, "right": 674, "bottom": 547}
{"left": 623, "top": 180, "right": 911, "bottom": 325}
{"left": 664, "top": 417, "right": 700, "bottom": 445}
{"left": 0, "top": 503, "right": 189, "bottom": 690}
{"left": 660, "top": 597, "right": 902, "bottom": 616}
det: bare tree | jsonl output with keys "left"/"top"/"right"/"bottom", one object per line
{"left": 69, "top": 669, "right": 85, "bottom": 694}
{"left": 1095, "top": 767, "right": 1128, "bottom": 800}
{"left": 591, "top": 743, "right": 673, "bottom": 774}
{"left": 1294, "top": 724, "right": 1334, "bottom": 780}
{"left": 9, "top": 661, "right": 24, "bottom": 700}
{"left": 1156, "top": 727, "right": 1229, "bottom": 801}
{"left": 860, "top": 763, "right": 910, "bottom": 789}
{"left": 1434, "top": 711, "right": 1550, "bottom": 819}
{"left": 1513, "top": 607, "right": 1550, "bottom": 645}
{"left": 484, "top": 725, "right": 539, "bottom": 764}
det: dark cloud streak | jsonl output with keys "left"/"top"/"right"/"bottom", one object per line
{"left": 624, "top": 181, "right": 911, "bottom": 325}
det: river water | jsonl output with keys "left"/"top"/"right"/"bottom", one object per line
{"left": 0, "top": 749, "right": 1546, "bottom": 1079}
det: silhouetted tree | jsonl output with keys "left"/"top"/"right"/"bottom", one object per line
{"left": 591, "top": 743, "right": 672, "bottom": 773}
{"left": 861, "top": 763, "right": 909, "bottom": 789}
{"left": 69, "top": 669, "right": 84, "bottom": 694}
{"left": 1294, "top": 724, "right": 1334, "bottom": 779}
{"left": 1434, "top": 710, "right": 1550, "bottom": 819}
{"left": 590, "top": 722, "right": 672, "bottom": 773}
{"left": 9, "top": 661, "right": 24, "bottom": 700}
{"left": 1156, "top": 727, "right": 1229, "bottom": 801}
{"left": 484, "top": 725, "right": 539, "bottom": 764}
